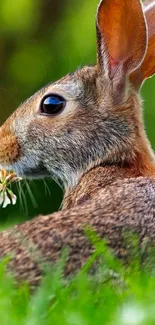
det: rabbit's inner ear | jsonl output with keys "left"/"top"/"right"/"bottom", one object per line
{"left": 130, "top": 0, "right": 155, "bottom": 88}
{"left": 96, "top": 0, "right": 147, "bottom": 97}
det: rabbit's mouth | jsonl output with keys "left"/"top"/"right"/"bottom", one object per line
{"left": 6, "top": 157, "right": 51, "bottom": 180}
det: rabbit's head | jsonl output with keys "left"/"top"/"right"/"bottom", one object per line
{"left": 0, "top": 0, "right": 155, "bottom": 189}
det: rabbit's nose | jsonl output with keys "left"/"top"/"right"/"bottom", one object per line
{"left": 0, "top": 121, "right": 21, "bottom": 167}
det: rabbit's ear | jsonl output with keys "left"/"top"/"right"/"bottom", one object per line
{"left": 96, "top": 0, "right": 147, "bottom": 97}
{"left": 130, "top": 0, "right": 155, "bottom": 88}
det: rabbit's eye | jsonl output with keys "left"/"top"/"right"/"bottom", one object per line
{"left": 40, "top": 95, "right": 66, "bottom": 115}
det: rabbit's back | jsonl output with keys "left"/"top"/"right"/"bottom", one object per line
{"left": 0, "top": 175, "right": 154, "bottom": 286}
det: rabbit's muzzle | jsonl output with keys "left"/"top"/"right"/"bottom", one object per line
{"left": 0, "top": 122, "right": 21, "bottom": 168}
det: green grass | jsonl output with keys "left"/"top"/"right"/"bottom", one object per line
{"left": 0, "top": 234, "right": 155, "bottom": 325}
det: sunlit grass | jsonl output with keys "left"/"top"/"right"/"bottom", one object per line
{"left": 0, "top": 235, "right": 155, "bottom": 325}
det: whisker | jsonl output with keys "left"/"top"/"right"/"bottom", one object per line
{"left": 24, "top": 180, "right": 38, "bottom": 209}
{"left": 16, "top": 181, "right": 29, "bottom": 216}
{"left": 42, "top": 179, "right": 51, "bottom": 196}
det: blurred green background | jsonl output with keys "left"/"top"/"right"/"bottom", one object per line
{"left": 0, "top": 0, "right": 155, "bottom": 227}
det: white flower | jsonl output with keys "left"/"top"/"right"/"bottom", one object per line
{"left": 0, "top": 193, "right": 4, "bottom": 206}
{"left": 0, "top": 170, "right": 22, "bottom": 208}
{"left": 2, "top": 192, "right": 11, "bottom": 208}
{"left": 8, "top": 190, "right": 17, "bottom": 205}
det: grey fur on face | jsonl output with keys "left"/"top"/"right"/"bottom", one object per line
{"left": 9, "top": 66, "right": 136, "bottom": 189}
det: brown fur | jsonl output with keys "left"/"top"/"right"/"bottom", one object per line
{"left": 0, "top": 119, "right": 21, "bottom": 166}
{"left": 0, "top": 166, "right": 155, "bottom": 287}
{"left": 0, "top": 0, "right": 154, "bottom": 286}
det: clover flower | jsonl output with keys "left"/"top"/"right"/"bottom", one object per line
{"left": 0, "top": 170, "right": 22, "bottom": 208}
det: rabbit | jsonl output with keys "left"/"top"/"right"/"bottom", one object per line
{"left": 0, "top": 0, "right": 154, "bottom": 286}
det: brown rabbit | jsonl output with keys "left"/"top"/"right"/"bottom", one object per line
{"left": 0, "top": 0, "right": 154, "bottom": 287}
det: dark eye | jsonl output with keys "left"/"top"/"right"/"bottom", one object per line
{"left": 40, "top": 95, "right": 66, "bottom": 115}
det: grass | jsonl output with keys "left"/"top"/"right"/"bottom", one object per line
{"left": 0, "top": 233, "right": 155, "bottom": 325}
